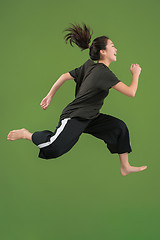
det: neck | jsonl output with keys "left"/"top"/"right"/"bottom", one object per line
{"left": 97, "top": 59, "right": 111, "bottom": 68}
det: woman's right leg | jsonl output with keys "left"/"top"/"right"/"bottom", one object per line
{"left": 31, "top": 117, "right": 91, "bottom": 159}
{"left": 7, "top": 128, "right": 33, "bottom": 141}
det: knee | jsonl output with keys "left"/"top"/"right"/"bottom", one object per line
{"left": 40, "top": 143, "right": 64, "bottom": 159}
{"left": 48, "top": 146, "right": 63, "bottom": 158}
{"left": 116, "top": 119, "right": 129, "bottom": 133}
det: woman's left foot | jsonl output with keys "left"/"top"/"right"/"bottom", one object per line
{"left": 120, "top": 165, "right": 147, "bottom": 176}
{"left": 7, "top": 128, "right": 31, "bottom": 141}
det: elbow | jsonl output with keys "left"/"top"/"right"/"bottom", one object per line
{"left": 128, "top": 87, "right": 135, "bottom": 97}
{"left": 131, "top": 91, "right": 135, "bottom": 97}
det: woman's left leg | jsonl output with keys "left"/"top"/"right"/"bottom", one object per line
{"left": 83, "top": 113, "right": 147, "bottom": 176}
{"left": 119, "top": 152, "right": 147, "bottom": 176}
{"left": 83, "top": 113, "right": 132, "bottom": 154}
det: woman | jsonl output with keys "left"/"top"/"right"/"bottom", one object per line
{"left": 7, "top": 23, "right": 147, "bottom": 176}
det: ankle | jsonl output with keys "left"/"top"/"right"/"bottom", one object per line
{"left": 121, "top": 163, "right": 130, "bottom": 169}
{"left": 26, "top": 133, "right": 32, "bottom": 141}
{"left": 23, "top": 129, "right": 32, "bottom": 141}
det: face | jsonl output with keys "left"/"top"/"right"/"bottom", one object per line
{"left": 100, "top": 39, "right": 117, "bottom": 62}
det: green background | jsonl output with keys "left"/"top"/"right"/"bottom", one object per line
{"left": 1, "top": 0, "right": 160, "bottom": 239}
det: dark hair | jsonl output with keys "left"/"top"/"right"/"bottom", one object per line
{"left": 63, "top": 22, "right": 110, "bottom": 61}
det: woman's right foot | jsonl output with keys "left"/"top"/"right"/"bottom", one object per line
{"left": 7, "top": 128, "right": 32, "bottom": 141}
{"left": 120, "top": 165, "right": 147, "bottom": 176}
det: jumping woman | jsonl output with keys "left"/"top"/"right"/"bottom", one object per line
{"left": 7, "top": 23, "right": 147, "bottom": 176}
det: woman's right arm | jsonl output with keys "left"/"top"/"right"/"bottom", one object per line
{"left": 112, "top": 64, "right": 141, "bottom": 97}
{"left": 40, "top": 73, "right": 74, "bottom": 110}
{"left": 47, "top": 73, "right": 73, "bottom": 98}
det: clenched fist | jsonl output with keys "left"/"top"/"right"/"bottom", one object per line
{"left": 130, "top": 64, "right": 141, "bottom": 76}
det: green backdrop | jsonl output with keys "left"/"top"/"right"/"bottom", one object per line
{"left": 1, "top": 0, "right": 160, "bottom": 239}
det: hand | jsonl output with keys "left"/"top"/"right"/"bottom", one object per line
{"left": 40, "top": 95, "right": 52, "bottom": 110}
{"left": 130, "top": 64, "right": 141, "bottom": 76}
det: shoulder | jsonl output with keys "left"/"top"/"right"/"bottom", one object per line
{"left": 100, "top": 66, "right": 120, "bottom": 82}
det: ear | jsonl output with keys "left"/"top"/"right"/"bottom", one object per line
{"left": 100, "top": 49, "right": 106, "bottom": 55}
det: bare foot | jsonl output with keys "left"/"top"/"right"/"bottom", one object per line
{"left": 7, "top": 128, "right": 32, "bottom": 141}
{"left": 120, "top": 165, "right": 147, "bottom": 176}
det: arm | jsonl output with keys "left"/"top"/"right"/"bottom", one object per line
{"left": 112, "top": 74, "right": 139, "bottom": 97}
{"left": 40, "top": 73, "right": 74, "bottom": 110}
{"left": 47, "top": 73, "right": 73, "bottom": 97}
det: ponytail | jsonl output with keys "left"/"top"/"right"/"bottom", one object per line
{"left": 63, "top": 22, "right": 93, "bottom": 51}
{"left": 63, "top": 22, "right": 110, "bottom": 61}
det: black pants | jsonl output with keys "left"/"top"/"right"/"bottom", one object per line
{"left": 32, "top": 113, "right": 132, "bottom": 159}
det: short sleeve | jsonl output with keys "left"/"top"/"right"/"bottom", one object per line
{"left": 108, "top": 72, "right": 121, "bottom": 89}
{"left": 100, "top": 70, "right": 120, "bottom": 89}
{"left": 97, "top": 69, "right": 121, "bottom": 90}
{"left": 69, "top": 65, "right": 83, "bottom": 83}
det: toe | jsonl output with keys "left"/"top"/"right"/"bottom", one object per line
{"left": 141, "top": 166, "right": 147, "bottom": 171}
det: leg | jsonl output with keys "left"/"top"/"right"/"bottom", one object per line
{"left": 119, "top": 152, "right": 147, "bottom": 176}
{"left": 83, "top": 113, "right": 147, "bottom": 176}
{"left": 7, "top": 118, "right": 90, "bottom": 159}
{"left": 7, "top": 128, "right": 32, "bottom": 141}
{"left": 29, "top": 117, "right": 90, "bottom": 159}
{"left": 84, "top": 113, "right": 132, "bottom": 154}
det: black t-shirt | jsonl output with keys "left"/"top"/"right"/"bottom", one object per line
{"left": 59, "top": 59, "right": 121, "bottom": 121}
